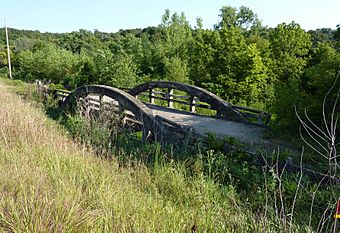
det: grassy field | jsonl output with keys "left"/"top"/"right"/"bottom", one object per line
{"left": 0, "top": 78, "right": 338, "bottom": 232}
{"left": 0, "top": 80, "right": 270, "bottom": 232}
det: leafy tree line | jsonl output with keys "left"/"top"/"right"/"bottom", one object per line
{"left": 0, "top": 5, "right": 339, "bottom": 133}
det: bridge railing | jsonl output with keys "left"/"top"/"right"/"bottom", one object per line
{"left": 36, "top": 80, "right": 71, "bottom": 100}
{"left": 232, "top": 105, "right": 271, "bottom": 126}
{"left": 128, "top": 82, "right": 271, "bottom": 126}
{"left": 137, "top": 89, "right": 201, "bottom": 113}
{"left": 36, "top": 80, "right": 271, "bottom": 126}
{"left": 35, "top": 81, "right": 143, "bottom": 126}
{"left": 139, "top": 89, "right": 271, "bottom": 125}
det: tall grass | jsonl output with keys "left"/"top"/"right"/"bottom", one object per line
{"left": 2, "top": 78, "right": 337, "bottom": 232}
{"left": 0, "top": 80, "right": 288, "bottom": 232}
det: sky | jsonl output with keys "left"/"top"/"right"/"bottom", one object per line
{"left": 1, "top": 0, "right": 339, "bottom": 33}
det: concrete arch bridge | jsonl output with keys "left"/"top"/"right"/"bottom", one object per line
{"left": 36, "top": 81, "right": 271, "bottom": 144}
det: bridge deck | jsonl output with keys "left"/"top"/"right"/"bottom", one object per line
{"left": 148, "top": 105, "right": 268, "bottom": 144}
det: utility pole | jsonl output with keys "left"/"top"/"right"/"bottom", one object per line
{"left": 4, "top": 19, "right": 12, "bottom": 79}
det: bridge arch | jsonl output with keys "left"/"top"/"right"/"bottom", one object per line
{"left": 128, "top": 81, "right": 247, "bottom": 122}
{"left": 61, "top": 85, "right": 159, "bottom": 139}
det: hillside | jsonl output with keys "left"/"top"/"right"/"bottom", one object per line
{"left": 0, "top": 80, "right": 284, "bottom": 232}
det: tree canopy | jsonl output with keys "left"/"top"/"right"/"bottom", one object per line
{"left": 1, "top": 6, "right": 339, "bottom": 133}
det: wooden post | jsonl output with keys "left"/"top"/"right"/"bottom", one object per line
{"left": 149, "top": 88, "right": 154, "bottom": 104}
{"left": 167, "top": 88, "right": 173, "bottom": 108}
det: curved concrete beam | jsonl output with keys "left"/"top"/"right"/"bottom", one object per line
{"left": 128, "top": 81, "right": 246, "bottom": 122}
{"left": 61, "top": 85, "right": 157, "bottom": 135}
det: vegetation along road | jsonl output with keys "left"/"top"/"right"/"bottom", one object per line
{"left": 0, "top": 3, "right": 339, "bottom": 232}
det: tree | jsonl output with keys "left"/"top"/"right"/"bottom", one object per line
{"left": 108, "top": 32, "right": 143, "bottom": 73}
{"left": 211, "top": 34, "right": 271, "bottom": 104}
{"left": 189, "top": 28, "right": 216, "bottom": 86}
{"left": 240, "top": 44, "right": 273, "bottom": 104}
{"left": 58, "top": 29, "right": 103, "bottom": 54}
{"left": 308, "top": 28, "right": 335, "bottom": 47}
{"left": 215, "top": 6, "right": 262, "bottom": 34}
{"left": 303, "top": 43, "right": 340, "bottom": 122}
{"left": 76, "top": 48, "right": 139, "bottom": 88}
{"left": 161, "top": 10, "right": 192, "bottom": 62}
{"left": 16, "top": 43, "right": 82, "bottom": 84}
{"left": 334, "top": 24, "right": 340, "bottom": 51}
{"left": 269, "top": 22, "right": 312, "bottom": 128}
{"left": 0, "top": 47, "right": 7, "bottom": 68}
{"left": 138, "top": 10, "right": 192, "bottom": 83}
{"left": 163, "top": 56, "right": 189, "bottom": 83}
{"left": 191, "top": 22, "right": 271, "bottom": 105}
{"left": 269, "top": 22, "right": 311, "bottom": 81}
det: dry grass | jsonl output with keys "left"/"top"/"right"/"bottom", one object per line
{"left": 0, "top": 80, "right": 302, "bottom": 232}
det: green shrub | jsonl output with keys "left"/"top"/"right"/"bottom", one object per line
{"left": 16, "top": 43, "right": 83, "bottom": 84}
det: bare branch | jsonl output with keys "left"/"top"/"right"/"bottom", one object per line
{"left": 322, "top": 71, "right": 339, "bottom": 138}
{"left": 330, "top": 73, "right": 340, "bottom": 139}
{"left": 304, "top": 108, "right": 330, "bottom": 141}
{"left": 289, "top": 148, "right": 304, "bottom": 232}
{"left": 296, "top": 107, "right": 329, "bottom": 152}
{"left": 308, "top": 171, "right": 329, "bottom": 228}
{"left": 299, "top": 119, "right": 329, "bottom": 153}
{"left": 299, "top": 127, "right": 327, "bottom": 159}
{"left": 295, "top": 105, "right": 329, "bottom": 142}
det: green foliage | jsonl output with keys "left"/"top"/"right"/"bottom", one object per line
{"left": 75, "top": 48, "right": 139, "bottom": 88}
{"left": 163, "top": 56, "right": 189, "bottom": 82}
{"left": 16, "top": 43, "right": 82, "bottom": 83}
{"left": 58, "top": 29, "right": 103, "bottom": 54}
{"left": 302, "top": 43, "right": 340, "bottom": 124}
{"left": 2, "top": 77, "right": 339, "bottom": 232}
{"left": 308, "top": 28, "right": 335, "bottom": 47}
{"left": 305, "top": 43, "right": 340, "bottom": 97}
{"left": 64, "top": 115, "right": 112, "bottom": 152}
{"left": 268, "top": 22, "right": 313, "bottom": 130}
{"left": 6, "top": 5, "right": 339, "bottom": 138}
{"left": 188, "top": 28, "right": 216, "bottom": 84}
{"left": 197, "top": 25, "right": 272, "bottom": 105}
{"left": 141, "top": 9, "right": 193, "bottom": 83}
{"left": 1, "top": 5, "right": 339, "bottom": 231}
{"left": 271, "top": 78, "right": 306, "bottom": 130}
{"left": 215, "top": 5, "right": 262, "bottom": 33}
{"left": 0, "top": 50, "right": 8, "bottom": 68}
{"left": 269, "top": 22, "right": 311, "bottom": 81}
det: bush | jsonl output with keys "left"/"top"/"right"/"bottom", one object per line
{"left": 75, "top": 49, "right": 140, "bottom": 88}
{"left": 16, "top": 43, "right": 83, "bottom": 84}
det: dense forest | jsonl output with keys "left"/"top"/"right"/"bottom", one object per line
{"left": 1, "top": 6, "right": 339, "bottom": 133}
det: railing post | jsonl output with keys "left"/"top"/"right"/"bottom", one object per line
{"left": 265, "top": 114, "right": 271, "bottom": 126}
{"left": 84, "top": 96, "right": 90, "bottom": 119}
{"left": 167, "top": 88, "right": 173, "bottom": 108}
{"left": 149, "top": 88, "right": 154, "bottom": 104}
{"left": 35, "top": 80, "right": 41, "bottom": 96}
{"left": 98, "top": 94, "right": 103, "bottom": 111}
{"left": 189, "top": 96, "right": 197, "bottom": 113}
{"left": 258, "top": 112, "right": 263, "bottom": 125}
{"left": 215, "top": 107, "right": 223, "bottom": 116}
